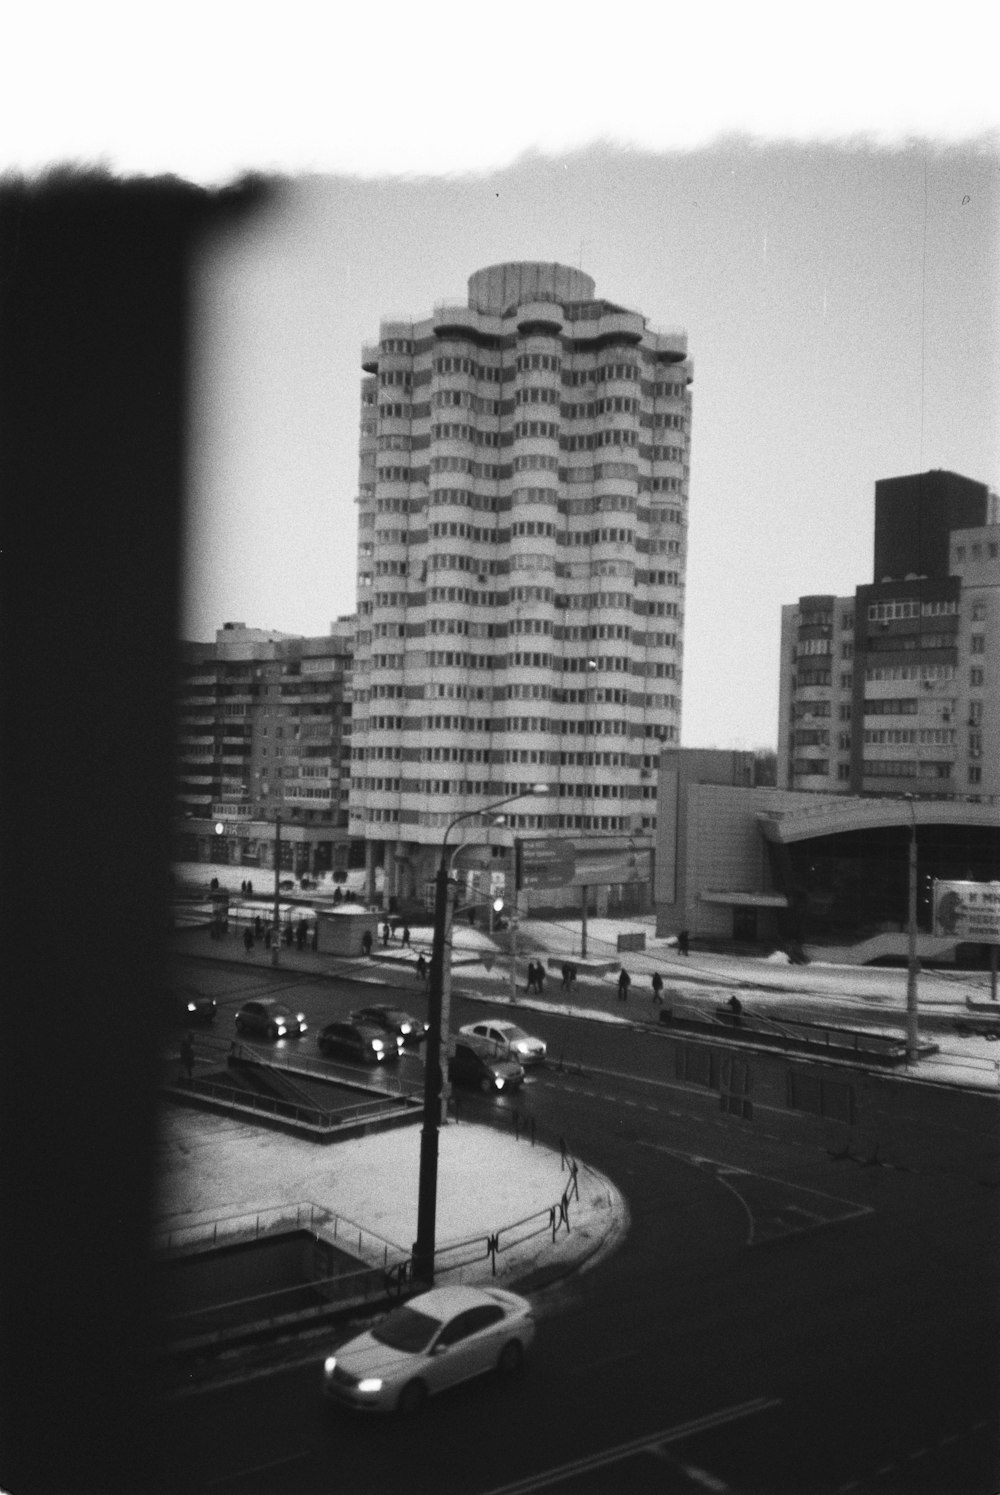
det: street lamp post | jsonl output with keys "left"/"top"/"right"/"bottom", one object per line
{"left": 412, "top": 785, "right": 548, "bottom": 1287}
{"left": 271, "top": 811, "right": 282, "bottom": 968}
{"left": 904, "top": 796, "right": 919, "bottom": 1064}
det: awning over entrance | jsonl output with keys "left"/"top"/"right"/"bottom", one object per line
{"left": 758, "top": 798, "right": 1000, "bottom": 846}
{"left": 699, "top": 890, "right": 789, "bottom": 908}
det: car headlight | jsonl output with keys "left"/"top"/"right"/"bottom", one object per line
{"left": 186, "top": 1002, "right": 197, "bottom": 1013}
{"left": 495, "top": 1077, "right": 505, "bottom": 1090}
{"left": 297, "top": 1014, "right": 306, "bottom": 1025}
{"left": 275, "top": 1026, "right": 287, "bottom": 1036}
{"left": 372, "top": 1038, "right": 384, "bottom": 1050}
{"left": 357, "top": 1378, "right": 383, "bottom": 1394}
{"left": 400, "top": 1023, "right": 412, "bottom": 1034}
{"left": 324, "top": 1356, "right": 337, "bottom": 1374}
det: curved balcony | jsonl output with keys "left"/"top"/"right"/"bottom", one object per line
{"left": 361, "top": 343, "right": 380, "bottom": 373}
{"left": 516, "top": 300, "right": 565, "bottom": 336}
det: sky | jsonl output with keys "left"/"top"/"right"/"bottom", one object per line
{"left": 5, "top": 4, "right": 999, "bottom": 752}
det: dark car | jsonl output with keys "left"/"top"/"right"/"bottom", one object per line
{"left": 447, "top": 1037, "right": 524, "bottom": 1094}
{"left": 318, "top": 1020, "right": 402, "bottom": 1065}
{"left": 163, "top": 986, "right": 217, "bottom": 1025}
{"left": 350, "top": 1005, "right": 428, "bottom": 1047}
{"left": 234, "top": 998, "right": 307, "bottom": 1039}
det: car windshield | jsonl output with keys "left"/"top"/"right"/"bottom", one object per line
{"left": 371, "top": 1306, "right": 442, "bottom": 1353}
{"left": 500, "top": 1026, "right": 528, "bottom": 1040}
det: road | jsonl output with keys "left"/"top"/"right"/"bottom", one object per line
{"left": 158, "top": 955, "right": 1000, "bottom": 1494}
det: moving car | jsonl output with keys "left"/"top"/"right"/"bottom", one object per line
{"left": 447, "top": 1036, "right": 524, "bottom": 1093}
{"left": 350, "top": 1005, "right": 428, "bottom": 1047}
{"left": 459, "top": 1019, "right": 547, "bottom": 1066}
{"left": 322, "top": 1284, "right": 534, "bottom": 1413}
{"left": 163, "top": 987, "right": 217, "bottom": 1025}
{"left": 318, "top": 1020, "right": 402, "bottom": 1064}
{"left": 234, "top": 998, "right": 307, "bottom": 1039}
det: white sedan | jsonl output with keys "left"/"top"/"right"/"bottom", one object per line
{"left": 459, "top": 1019, "right": 547, "bottom": 1066}
{"left": 322, "top": 1284, "right": 534, "bottom": 1413}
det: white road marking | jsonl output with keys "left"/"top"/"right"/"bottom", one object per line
{"left": 478, "top": 1397, "right": 782, "bottom": 1495}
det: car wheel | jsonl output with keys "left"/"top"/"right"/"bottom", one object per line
{"left": 479, "top": 1077, "right": 493, "bottom": 1093}
{"left": 397, "top": 1379, "right": 427, "bottom": 1414}
{"left": 498, "top": 1339, "right": 523, "bottom": 1374}
{"left": 268, "top": 1023, "right": 279, "bottom": 1039}
{"left": 235, "top": 1017, "right": 244, "bottom": 1034}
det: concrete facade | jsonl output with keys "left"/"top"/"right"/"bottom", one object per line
{"left": 778, "top": 471, "right": 999, "bottom": 803}
{"left": 349, "top": 261, "right": 693, "bottom": 907}
{"left": 174, "top": 621, "right": 355, "bottom": 877}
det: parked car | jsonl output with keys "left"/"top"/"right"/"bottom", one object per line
{"left": 459, "top": 1019, "right": 546, "bottom": 1066}
{"left": 448, "top": 1036, "right": 524, "bottom": 1094}
{"left": 163, "top": 986, "right": 217, "bottom": 1025}
{"left": 322, "top": 1284, "right": 534, "bottom": 1413}
{"left": 318, "top": 1020, "right": 402, "bottom": 1064}
{"left": 234, "top": 998, "right": 307, "bottom": 1039}
{"left": 350, "top": 1005, "right": 428, "bottom": 1046}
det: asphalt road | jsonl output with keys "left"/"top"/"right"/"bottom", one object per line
{"left": 158, "top": 957, "right": 1000, "bottom": 1495}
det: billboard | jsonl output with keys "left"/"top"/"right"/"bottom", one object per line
{"left": 933, "top": 880, "right": 1000, "bottom": 944}
{"left": 518, "top": 838, "right": 652, "bottom": 890}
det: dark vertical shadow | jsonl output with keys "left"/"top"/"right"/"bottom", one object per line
{"left": 0, "top": 167, "right": 268, "bottom": 1494}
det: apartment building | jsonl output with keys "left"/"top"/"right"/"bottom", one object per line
{"left": 348, "top": 261, "right": 693, "bottom": 904}
{"left": 778, "top": 471, "right": 999, "bottom": 802}
{"left": 174, "top": 620, "right": 354, "bottom": 877}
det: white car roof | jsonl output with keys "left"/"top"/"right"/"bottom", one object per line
{"left": 407, "top": 1284, "right": 498, "bottom": 1317}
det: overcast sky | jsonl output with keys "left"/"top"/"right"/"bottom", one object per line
{"left": 6, "top": 4, "right": 999, "bottom": 751}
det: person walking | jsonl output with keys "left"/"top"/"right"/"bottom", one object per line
{"left": 677, "top": 929, "right": 690, "bottom": 957}
{"left": 361, "top": 929, "right": 373, "bottom": 958}
{"left": 416, "top": 952, "right": 428, "bottom": 983}
{"left": 243, "top": 926, "right": 254, "bottom": 953}
{"left": 382, "top": 921, "right": 391, "bottom": 947}
{"left": 561, "top": 961, "right": 571, "bottom": 992}
{"left": 617, "top": 968, "right": 631, "bottom": 1002}
{"left": 651, "top": 971, "right": 664, "bottom": 1008}
{"left": 179, "top": 1032, "right": 195, "bottom": 1081}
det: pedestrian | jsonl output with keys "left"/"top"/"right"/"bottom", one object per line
{"left": 401, "top": 924, "right": 411, "bottom": 948}
{"left": 561, "top": 961, "right": 571, "bottom": 992}
{"left": 568, "top": 962, "right": 577, "bottom": 989}
{"left": 246, "top": 880, "right": 253, "bottom": 898}
{"left": 243, "top": 926, "right": 253, "bottom": 953}
{"left": 617, "top": 968, "right": 631, "bottom": 1002}
{"left": 254, "top": 915, "right": 262, "bottom": 937}
{"left": 179, "top": 1032, "right": 194, "bottom": 1081}
{"left": 536, "top": 961, "right": 545, "bottom": 993}
{"left": 361, "top": 929, "right": 373, "bottom": 957}
{"left": 416, "top": 953, "right": 428, "bottom": 983}
{"left": 525, "top": 960, "right": 537, "bottom": 994}
{"left": 727, "top": 995, "right": 743, "bottom": 1016}
{"left": 678, "top": 929, "right": 690, "bottom": 957}
{"left": 382, "top": 921, "right": 391, "bottom": 947}
{"left": 651, "top": 971, "right": 664, "bottom": 1008}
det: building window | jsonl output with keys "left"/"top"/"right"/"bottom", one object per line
{"left": 970, "top": 667, "right": 985, "bottom": 687}
{"left": 969, "top": 765, "right": 983, "bottom": 784}
{"left": 970, "top": 634, "right": 985, "bottom": 654}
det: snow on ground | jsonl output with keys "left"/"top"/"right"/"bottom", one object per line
{"left": 155, "top": 1106, "right": 619, "bottom": 1282}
